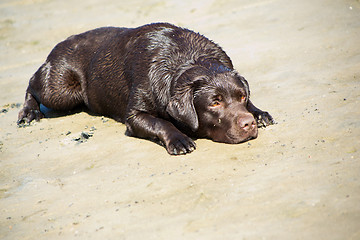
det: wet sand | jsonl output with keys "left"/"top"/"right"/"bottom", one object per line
{"left": 1, "top": 0, "right": 360, "bottom": 239}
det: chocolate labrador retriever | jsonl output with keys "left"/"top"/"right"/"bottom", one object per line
{"left": 18, "top": 23, "right": 274, "bottom": 155}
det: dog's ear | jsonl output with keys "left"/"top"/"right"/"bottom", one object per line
{"left": 166, "top": 84, "right": 199, "bottom": 132}
{"left": 232, "top": 71, "right": 250, "bottom": 99}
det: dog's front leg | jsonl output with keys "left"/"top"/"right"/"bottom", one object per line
{"left": 125, "top": 112, "right": 196, "bottom": 155}
{"left": 247, "top": 100, "right": 275, "bottom": 128}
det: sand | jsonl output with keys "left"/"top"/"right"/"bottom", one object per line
{"left": 1, "top": 0, "right": 360, "bottom": 239}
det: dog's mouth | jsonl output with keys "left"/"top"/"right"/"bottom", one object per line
{"left": 225, "top": 132, "right": 257, "bottom": 144}
{"left": 209, "top": 127, "right": 258, "bottom": 144}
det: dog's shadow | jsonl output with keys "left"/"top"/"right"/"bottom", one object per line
{"left": 40, "top": 104, "right": 101, "bottom": 119}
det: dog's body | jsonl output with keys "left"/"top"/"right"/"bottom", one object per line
{"left": 18, "top": 23, "right": 274, "bottom": 155}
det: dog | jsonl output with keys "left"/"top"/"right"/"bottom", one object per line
{"left": 17, "top": 23, "right": 274, "bottom": 155}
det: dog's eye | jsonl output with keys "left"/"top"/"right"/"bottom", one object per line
{"left": 209, "top": 95, "right": 223, "bottom": 107}
{"left": 210, "top": 101, "right": 221, "bottom": 107}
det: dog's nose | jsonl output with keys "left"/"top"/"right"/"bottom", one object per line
{"left": 239, "top": 115, "right": 256, "bottom": 131}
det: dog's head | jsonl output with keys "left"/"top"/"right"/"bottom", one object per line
{"left": 167, "top": 66, "right": 258, "bottom": 143}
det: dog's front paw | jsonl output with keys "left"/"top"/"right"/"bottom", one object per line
{"left": 254, "top": 111, "right": 275, "bottom": 128}
{"left": 164, "top": 132, "right": 196, "bottom": 155}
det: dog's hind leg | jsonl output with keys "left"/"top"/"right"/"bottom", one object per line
{"left": 17, "top": 83, "right": 44, "bottom": 125}
{"left": 17, "top": 61, "right": 85, "bottom": 125}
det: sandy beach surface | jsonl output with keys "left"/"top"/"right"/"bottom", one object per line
{"left": 1, "top": 0, "right": 360, "bottom": 239}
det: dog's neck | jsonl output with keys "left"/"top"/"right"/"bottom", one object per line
{"left": 195, "top": 59, "right": 232, "bottom": 74}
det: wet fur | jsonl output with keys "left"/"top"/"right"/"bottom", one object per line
{"left": 18, "top": 23, "right": 274, "bottom": 155}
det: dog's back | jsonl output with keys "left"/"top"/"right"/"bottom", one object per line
{"left": 83, "top": 23, "right": 234, "bottom": 121}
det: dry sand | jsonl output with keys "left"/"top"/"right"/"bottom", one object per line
{"left": 1, "top": 0, "right": 360, "bottom": 239}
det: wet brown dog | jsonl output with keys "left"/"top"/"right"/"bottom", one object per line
{"left": 18, "top": 23, "right": 274, "bottom": 155}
